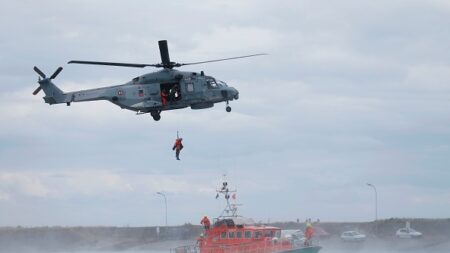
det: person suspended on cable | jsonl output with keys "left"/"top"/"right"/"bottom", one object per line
{"left": 172, "top": 137, "right": 183, "bottom": 160}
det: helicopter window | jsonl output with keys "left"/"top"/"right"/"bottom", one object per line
{"left": 217, "top": 80, "right": 228, "bottom": 87}
{"left": 132, "top": 77, "right": 139, "bottom": 83}
{"left": 186, "top": 83, "right": 194, "bottom": 92}
{"left": 207, "top": 79, "right": 218, "bottom": 89}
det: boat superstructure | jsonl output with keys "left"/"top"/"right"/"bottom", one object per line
{"left": 174, "top": 178, "right": 321, "bottom": 253}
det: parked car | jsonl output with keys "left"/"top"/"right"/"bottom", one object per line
{"left": 281, "top": 229, "right": 304, "bottom": 239}
{"left": 340, "top": 231, "right": 366, "bottom": 242}
{"left": 280, "top": 229, "right": 306, "bottom": 246}
{"left": 396, "top": 228, "right": 422, "bottom": 239}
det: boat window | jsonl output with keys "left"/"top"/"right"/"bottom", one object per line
{"left": 236, "top": 231, "right": 242, "bottom": 238}
{"left": 244, "top": 231, "right": 252, "bottom": 238}
{"left": 275, "top": 231, "right": 281, "bottom": 238}
{"left": 255, "top": 231, "right": 262, "bottom": 239}
{"left": 265, "top": 230, "right": 275, "bottom": 237}
{"left": 221, "top": 232, "right": 227, "bottom": 239}
{"left": 229, "top": 232, "right": 235, "bottom": 239}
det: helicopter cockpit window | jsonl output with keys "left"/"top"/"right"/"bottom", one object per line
{"left": 132, "top": 77, "right": 139, "bottom": 84}
{"left": 217, "top": 80, "right": 228, "bottom": 87}
{"left": 206, "top": 79, "right": 218, "bottom": 89}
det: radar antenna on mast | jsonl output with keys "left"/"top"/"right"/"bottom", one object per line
{"left": 216, "top": 175, "right": 240, "bottom": 217}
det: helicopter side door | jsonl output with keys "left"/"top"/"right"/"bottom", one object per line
{"left": 180, "top": 76, "right": 205, "bottom": 104}
{"left": 160, "top": 82, "right": 182, "bottom": 107}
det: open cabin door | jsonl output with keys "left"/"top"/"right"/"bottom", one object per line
{"left": 160, "top": 82, "right": 181, "bottom": 106}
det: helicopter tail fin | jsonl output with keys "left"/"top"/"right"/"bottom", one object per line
{"left": 32, "top": 66, "right": 68, "bottom": 105}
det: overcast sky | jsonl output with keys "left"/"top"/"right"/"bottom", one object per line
{"left": 1, "top": 0, "right": 450, "bottom": 227}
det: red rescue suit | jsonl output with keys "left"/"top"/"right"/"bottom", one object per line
{"left": 201, "top": 216, "right": 210, "bottom": 230}
{"left": 172, "top": 138, "right": 183, "bottom": 160}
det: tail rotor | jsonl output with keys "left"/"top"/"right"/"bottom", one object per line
{"left": 33, "top": 66, "right": 46, "bottom": 79}
{"left": 32, "top": 66, "right": 63, "bottom": 95}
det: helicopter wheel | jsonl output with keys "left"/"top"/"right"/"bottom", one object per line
{"left": 226, "top": 106, "right": 232, "bottom": 112}
{"left": 151, "top": 111, "right": 161, "bottom": 121}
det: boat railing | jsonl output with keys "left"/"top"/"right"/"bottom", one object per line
{"left": 170, "top": 244, "right": 198, "bottom": 253}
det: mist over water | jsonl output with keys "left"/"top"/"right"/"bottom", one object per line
{"left": 46, "top": 237, "right": 450, "bottom": 253}
{"left": 318, "top": 237, "right": 450, "bottom": 253}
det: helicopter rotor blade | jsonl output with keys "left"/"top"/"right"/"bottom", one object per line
{"left": 32, "top": 86, "right": 42, "bottom": 95}
{"left": 50, "top": 67, "right": 63, "bottom": 79}
{"left": 158, "top": 40, "right": 171, "bottom": 67}
{"left": 68, "top": 60, "right": 160, "bottom": 68}
{"left": 179, "top": 53, "right": 267, "bottom": 66}
{"left": 33, "top": 66, "right": 46, "bottom": 79}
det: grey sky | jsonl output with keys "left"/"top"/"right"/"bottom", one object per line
{"left": 0, "top": 0, "right": 449, "bottom": 226}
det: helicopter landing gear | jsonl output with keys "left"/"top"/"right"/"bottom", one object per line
{"left": 225, "top": 101, "right": 232, "bottom": 112}
{"left": 151, "top": 111, "right": 161, "bottom": 121}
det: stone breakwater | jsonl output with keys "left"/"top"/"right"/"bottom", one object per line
{"left": 0, "top": 218, "right": 448, "bottom": 252}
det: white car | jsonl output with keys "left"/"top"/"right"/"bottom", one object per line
{"left": 396, "top": 228, "right": 422, "bottom": 239}
{"left": 340, "top": 231, "right": 366, "bottom": 242}
{"left": 281, "top": 229, "right": 304, "bottom": 239}
{"left": 280, "top": 229, "right": 306, "bottom": 246}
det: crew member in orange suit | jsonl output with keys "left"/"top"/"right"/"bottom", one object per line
{"left": 201, "top": 216, "right": 211, "bottom": 230}
{"left": 172, "top": 137, "right": 183, "bottom": 160}
{"left": 304, "top": 222, "right": 314, "bottom": 246}
{"left": 161, "top": 89, "right": 168, "bottom": 106}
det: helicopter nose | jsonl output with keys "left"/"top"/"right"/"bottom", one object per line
{"left": 230, "top": 87, "right": 239, "bottom": 100}
{"left": 222, "top": 87, "right": 239, "bottom": 100}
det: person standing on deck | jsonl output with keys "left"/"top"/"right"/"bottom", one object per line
{"left": 304, "top": 222, "right": 314, "bottom": 246}
{"left": 201, "top": 216, "right": 210, "bottom": 230}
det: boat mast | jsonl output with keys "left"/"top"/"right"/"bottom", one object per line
{"left": 216, "top": 175, "right": 240, "bottom": 217}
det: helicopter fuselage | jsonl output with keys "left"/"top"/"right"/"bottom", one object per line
{"left": 40, "top": 68, "right": 239, "bottom": 121}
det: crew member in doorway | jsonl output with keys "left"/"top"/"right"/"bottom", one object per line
{"left": 304, "top": 222, "right": 314, "bottom": 246}
{"left": 169, "top": 84, "right": 180, "bottom": 102}
{"left": 201, "top": 216, "right": 210, "bottom": 230}
{"left": 161, "top": 89, "right": 168, "bottom": 106}
{"left": 172, "top": 137, "right": 183, "bottom": 160}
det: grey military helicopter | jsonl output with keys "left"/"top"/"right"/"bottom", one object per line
{"left": 32, "top": 40, "right": 265, "bottom": 121}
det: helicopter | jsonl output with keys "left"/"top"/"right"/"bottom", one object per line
{"left": 32, "top": 40, "right": 265, "bottom": 121}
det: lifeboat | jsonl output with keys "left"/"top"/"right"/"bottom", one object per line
{"left": 174, "top": 179, "right": 321, "bottom": 253}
